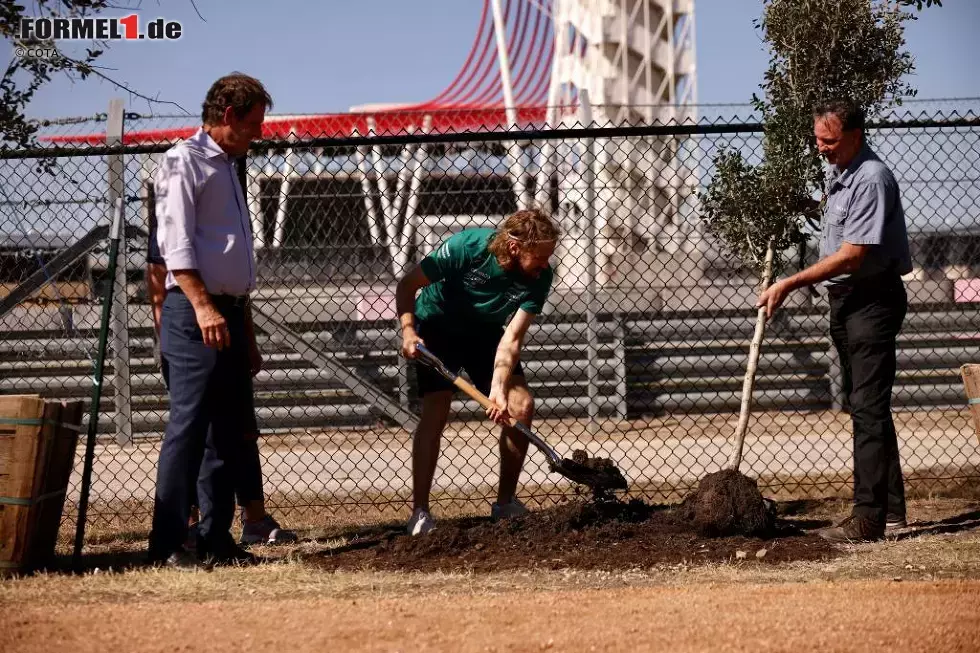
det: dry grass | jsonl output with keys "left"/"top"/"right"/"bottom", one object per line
{"left": 4, "top": 498, "right": 978, "bottom": 608}
{"left": 3, "top": 497, "right": 978, "bottom": 653}
{"left": 3, "top": 531, "right": 980, "bottom": 608}
{"left": 3, "top": 581, "right": 980, "bottom": 653}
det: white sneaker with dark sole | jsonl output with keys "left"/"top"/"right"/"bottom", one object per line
{"left": 407, "top": 508, "right": 436, "bottom": 536}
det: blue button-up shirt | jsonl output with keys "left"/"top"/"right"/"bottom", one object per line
{"left": 154, "top": 128, "right": 255, "bottom": 295}
{"left": 820, "top": 143, "right": 912, "bottom": 285}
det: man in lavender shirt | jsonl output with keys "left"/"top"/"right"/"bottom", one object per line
{"left": 149, "top": 73, "right": 272, "bottom": 569}
{"left": 147, "top": 206, "right": 296, "bottom": 549}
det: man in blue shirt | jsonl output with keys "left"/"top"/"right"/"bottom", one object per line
{"left": 147, "top": 198, "right": 295, "bottom": 551}
{"left": 149, "top": 73, "right": 273, "bottom": 568}
{"left": 757, "top": 99, "right": 911, "bottom": 542}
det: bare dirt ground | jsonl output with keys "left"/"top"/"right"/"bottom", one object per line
{"left": 3, "top": 581, "right": 979, "bottom": 653}
{"left": 8, "top": 407, "right": 978, "bottom": 652}
{"left": 3, "top": 497, "right": 979, "bottom": 652}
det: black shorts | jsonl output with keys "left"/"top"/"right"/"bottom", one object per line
{"left": 414, "top": 319, "right": 525, "bottom": 396}
{"left": 146, "top": 213, "right": 165, "bottom": 265}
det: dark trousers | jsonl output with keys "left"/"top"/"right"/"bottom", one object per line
{"left": 234, "top": 438, "right": 265, "bottom": 505}
{"left": 155, "top": 337, "right": 265, "bottom": 513}
{"left": 828, "top": 276, "right": 908, "bottom": 523}
{"left": 192, "top": 436, "right": 265, "bottom": 513}
{"left": 149, "top": 291, "right": 256, "bottom": 557}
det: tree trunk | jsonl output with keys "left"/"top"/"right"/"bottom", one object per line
{"left": 727, "top": 242, "right": 775, "bottom": 471}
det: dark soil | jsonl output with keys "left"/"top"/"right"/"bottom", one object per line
{"left": 677, "top": 469, "right": 776, "bottom": 537}
{"left": 309, "top": 495, "right": 837, "bottom": 574}
{"left": 562, "top": 449, "right": 629, "bottom": 495}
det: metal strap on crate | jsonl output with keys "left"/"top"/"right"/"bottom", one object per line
{"left": 969, "top": 398, "right": 980, "bottom": 405}
{"left": 0, "top": 488, "right": 67, "bottom": 507}
{"left": 0, "top": 417, "right": 83, "bottom": 431}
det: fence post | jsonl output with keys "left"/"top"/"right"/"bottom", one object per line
{"left": 106, "top": 99, "right": 132, "bottom": 447}
{"left": 580, "top": 90, "right": 600, "bottom": 434}
{"left": 614, "top": 314, "right": 628, "bottom": 420}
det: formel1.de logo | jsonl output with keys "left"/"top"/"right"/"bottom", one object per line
{"left": 18, "top": 15, "right": 183, "bottom": 41}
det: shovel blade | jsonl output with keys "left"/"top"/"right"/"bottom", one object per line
{"left": 552, "top": 458, "right": 628, "bottom": 492}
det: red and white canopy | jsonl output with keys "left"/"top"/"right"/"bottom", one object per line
{"left": 44, "top": 0, "right": 571, "bottom": 145}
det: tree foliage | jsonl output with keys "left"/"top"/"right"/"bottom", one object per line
{"left": 1, "top": 1, "right": 112, "bottom": 147}
{"left": 2, "top": 0, "right": 197, "bottom": 149}
{"left": 700, "top": 0, "right": 937, "bottom": 277}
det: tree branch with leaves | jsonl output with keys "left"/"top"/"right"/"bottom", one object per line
{"left": 1, "top": 0, "right": 194, "bottom": 148}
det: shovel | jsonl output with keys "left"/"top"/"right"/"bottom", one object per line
{"left": 414, "top": 343, "right": 628, "bottom": 493}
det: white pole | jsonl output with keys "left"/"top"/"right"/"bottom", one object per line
{"left": 619, "top": 0, "right": 629, "bottom": 123}
{"left": 595, "top": 137, "right": 612, "bottom": 285}
{"left": 490, "top": 0, "right": 529, "bottom": 210}
{"left": 106, "top": 99, "right": 132, "bottom": 447}
{"left": 580, "top": 89, "right": 600, "bottom": 434}
{"left": 535, "top": 141, "right": 556, "bottom": 213}
{"left": 390, "top": 125, "right": 417, "bottom": 275}
{"left": 490, "top": 0, "right": 518, "bottom": 126}
{"left": 368, "top": 116, "right": 396, "bottom": 265}
{"left": 354, "top": 139, "right": 384, "bottom": 246}
{"left": 272, "top": 128, "right": 297, "bottom": 249}
{"left": 387, "top": 126, "right": 415, "bottom": 278}
{"left": 247, "top": 163, "right": 264, "bottom": 250}
{"left": 535, "top": 7, "right": 564, "bottom": 212}
{"left": 395, "top": 115, "right": 432, "bottom": 276}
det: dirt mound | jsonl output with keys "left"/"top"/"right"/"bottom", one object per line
{"left": 678, "top": 469, "right": 776, "bottom": 537}
{"left": 310, "top": 496, "right": 833, "bottom": 573}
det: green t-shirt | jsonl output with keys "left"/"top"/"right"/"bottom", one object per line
{"left": 415, "top": 228, "right": 554, "bottom": 330}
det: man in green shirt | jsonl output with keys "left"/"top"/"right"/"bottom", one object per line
{"left": 395, "top": 209, "right": 559, "bottom": 535}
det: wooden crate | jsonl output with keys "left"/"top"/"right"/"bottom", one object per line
{"left": 0, "top": 395, "right": 83, "bottom": 576}
{"left": 962, "top": 365, "right": 980, "bottom": 446}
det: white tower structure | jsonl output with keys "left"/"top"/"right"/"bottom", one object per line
{"left": 548, "top": 0, "right": 697, "bottom": 126}
{"left": 543, "top": 0, "right": 701, "bottom": 296}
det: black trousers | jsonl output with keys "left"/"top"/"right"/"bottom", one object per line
{"left": 188, "top": 434, "right": 265, "bottom": 515}
{"left": 828, "top": 276, "right": 908, "bottom": 522}
{"left": 149, "top": 291, "right": 256, "bottom": 557}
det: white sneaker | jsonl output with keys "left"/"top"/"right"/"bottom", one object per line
{"left": 885, "top": 514, "right": 908, "bottom": 534}
{"left": 491, "top": 498, "right": 529, "bottom": 520}
{"left": 407, "top": 508, "right": 436, "bottom": 536}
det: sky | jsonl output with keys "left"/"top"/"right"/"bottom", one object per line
{"left": 5, "top": 0, "right": 978, "bottom": 121}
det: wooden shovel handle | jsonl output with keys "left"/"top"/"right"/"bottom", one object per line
{"left": 415, "top": 344, "right": 558, "bottom": 464}
{"left": 416, "top": 343, "right": 505, "bottom": 419}
{"left": 452, "top": 375, "right": 505, "bottom": 417}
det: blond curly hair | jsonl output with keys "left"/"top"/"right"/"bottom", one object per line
{"left": 488, "top": 209, "right": 560, "bottom": 267}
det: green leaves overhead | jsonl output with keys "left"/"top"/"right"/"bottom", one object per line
{"left": 700, "top": 0, "right": 935, "bottom": 277}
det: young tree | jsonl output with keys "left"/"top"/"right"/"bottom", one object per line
{"left": 700, "top": 0, "right": 940, "bottom": 470}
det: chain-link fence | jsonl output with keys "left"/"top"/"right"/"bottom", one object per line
{"left": 2, "top": 105, "right": 979, "bottom": 539}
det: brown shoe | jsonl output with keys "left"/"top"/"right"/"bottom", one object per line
{"left": 818, "top": 515, "right": 885, "bottom": 543}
